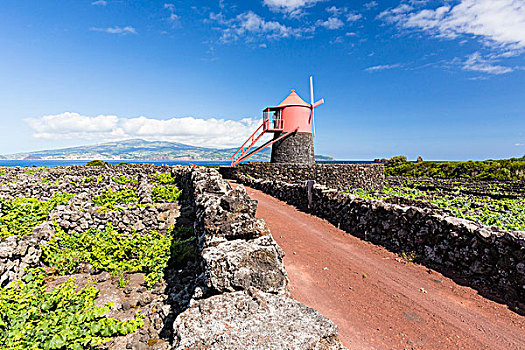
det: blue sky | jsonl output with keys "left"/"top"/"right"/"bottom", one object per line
{"left": 0, "top": 0, "right": 524, "bottom": 160}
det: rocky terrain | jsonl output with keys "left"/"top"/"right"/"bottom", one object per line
{"left": 0, "top": 165, "right": 345, "bottom": 349}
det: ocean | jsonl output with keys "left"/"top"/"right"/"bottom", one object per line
{"left": 0, "top": 160, "right": 375, "bottom": 167}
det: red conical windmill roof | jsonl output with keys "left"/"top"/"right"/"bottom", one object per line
{"left": 278, "top": 90, "right": 310, "bottom": 107}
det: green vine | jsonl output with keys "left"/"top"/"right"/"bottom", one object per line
{"left": 155, "top": 172, "right": 176, "bottom": 185}
{"left": 24, "top": 169, "right": 39, "bottom": 175}
{"left": 112, "top": 175, "right": 137, "bottom": 185}
{"left": 152, "top": 185, "right": 182, "bottom": 203}
{"left": 346, "top": 186, "right": 525, "bottom": 231}
{"left": 385, "top": 156, "right": 525, "bottom": 180}
{"left": 0, "top": 193, "right": 74, "bottom": 240}
{"left": 91, "top": 188, "right": 138, "bottom": 211}
{"left": 42, "top": 223, "right": 189, "bottom": 288}
{"left": 0, "top": 268, "right": 143, "bottom": 350}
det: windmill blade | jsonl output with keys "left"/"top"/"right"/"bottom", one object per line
{"left": 310, "top": 76, "right": 314, "bottom": 105}
{"left": 311, "top": 108, "right": 315, "bottom": 137}
{"left": 313, "top": 98, "right": 324, "bottom": 108}
{"left": 310, "top": 76, "right": 315, "bottom": 137}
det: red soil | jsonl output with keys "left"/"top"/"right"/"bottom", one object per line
{"left": 238, "top": 183, "right": 525, "bottom": 350}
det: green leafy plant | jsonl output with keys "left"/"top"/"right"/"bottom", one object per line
{"left": 0, "top": 170, "right": 7, "bottom": 176}
{"left": 0, "top": 192, "right": 74, "bottom": 240}
{"left": 0, "top": 268, "right": 143, "bottom": 350}
{"left": 346, "top": 185, "right": 525, "bottom": 231}
{"left": 68, "top": 176, "right": 96, "bottom": 187}
{"left": 152, "top": 185, "right": 182, "bottom": 203}
{"left": 385, "top": 157, "right": 525, "bottom": 180}
{"left": 169, "top": 226, "right": 195, "bottom": 268}
{"left": 96, "top": 174, "right": 105, "bottom": 183}
{"left": 91, "top": 188, "right": 139, "bottom": 211}
{"left": 112, "top": 174, "right": 138, "bottom": 184}
{"left": 42, "top": 223, "right": 191, "bottom": 288}
{"left": 24, "top": 169, "right": 39, "bottom": 175}
{"left": 155, "top": 172, "right": 176, "bottom": 185}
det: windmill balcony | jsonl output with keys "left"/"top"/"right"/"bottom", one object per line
{"left": 263, "top": 110, "right": 284, "bottom": 132}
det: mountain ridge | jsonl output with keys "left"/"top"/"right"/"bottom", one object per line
{"left": 0, "top": 139, "right": 333, "bottom": 161}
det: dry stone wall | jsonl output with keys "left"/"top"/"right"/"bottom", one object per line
{"left": 0, "top": 223, "right": 53, "bottom": 286}
{"left": 171, "top": 167, "right": 346, "bottom": 349}
{"left": 236, "top": 174, "right": 525, "bottom": 308}
{"left": 220, "top": 162, "right": 385, "bottom": 190}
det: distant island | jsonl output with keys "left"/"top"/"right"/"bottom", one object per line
{"left": 0, "top": 139, "right": 334, "bottom": 161}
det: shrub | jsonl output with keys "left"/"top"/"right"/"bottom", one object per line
{"left": 0, "top": 268, "right": 143, "bottom": 350}
{"left": 86, "top": 160, "right": 108, "bottom": 167}
{"left": 385, "top": 157, "right": 525, "bottom": 180}
{"left": 387, "top": 155, "right": 409, "bottom": 167}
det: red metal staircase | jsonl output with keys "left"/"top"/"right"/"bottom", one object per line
{"left": 230, "top": 116, "right": 296, "bottom": 166}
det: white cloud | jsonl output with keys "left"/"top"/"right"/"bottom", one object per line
{"left": 263, "top": 0, "right": 324, "bottom": 16}
{"left": 210, "top": 11, "right": 306, "bottom": 42}
{"left": 91, "top": 0, "right": 107, "bottom": 6}
{"left": 379, "top": 0, "right": 525, "bottom": 52}
{"left": 237, "top": 11, "right": 291, "bottom": 35}
{"left": 90, "top": 26, "right": 137, "bottom": 35}
{"left": 329, "top": 36, "right": 343, "bottom": 44}
{"left": 364, "top": 1, "right": 378, "bottom": 10}
{"left": 462, "top": 52, "right": 513, "bottom": 74}
{"left": 346, "top": 12, "right": 362, "bottom": 22}
{"left": 164, "top": 3, "right": 181, "bottom": 23}
{"left": 317, "top": 16, "right": 344, "bottom": 30}
{"left": 326, "top": 6, "right": 344, "bottom": 16}
{"left": 316, "top": 6, "right": 361, "bottom": 30}
{"left": 24, "top": 112, "right": 264, "bottom": 148}
{"left": 365, "top": 63, "right": 402, "bottom": 72}
{"left": 515, "top": 143, "right": 524, "bottom": 146}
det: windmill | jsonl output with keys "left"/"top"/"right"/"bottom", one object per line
{"left": 230, "top": 77, "right": 324, "bottom": 166}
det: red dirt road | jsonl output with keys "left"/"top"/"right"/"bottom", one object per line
{"left": 240, "top": 184, "right": 525, "bottom": 350}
